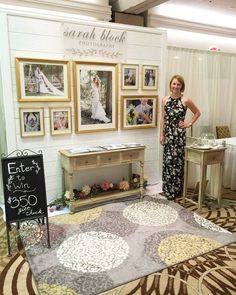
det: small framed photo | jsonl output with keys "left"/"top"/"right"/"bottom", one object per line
{"left": 16, "top": 58, "right": 71, "bottom": 102}
{"left": 50, "top": 107, "right": 72, "bottom": 135}
{"left": 121, "top": 64, "right": 139, "bottom": 90}
{"left": 142, "top": 65, "right": 158, "bottom": 90}
{"left": 121, "top": 96, "right": 158, "bottom": 129}
{"left": 19, "top": 108, "right": 44, "bottom": 137}
{"left": 74, "top": 61, "right": 118, "bottom": 133}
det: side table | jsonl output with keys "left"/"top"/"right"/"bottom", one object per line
{"left": 183, "top": 147, "right": 226, "bottom": 212}
{"left": 59, "top": 146, "right": 145, "bottom": 212}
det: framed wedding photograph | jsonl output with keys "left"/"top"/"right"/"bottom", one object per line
{"left": 19, "top": 107, "right": 44, "bottom": 137}
{"left": 142, "top": 65, "right": 159, "bottom": 90}
{"left": 121, "top": 95, "right": 158, "bottom": 130}
{"left": 16, "top": 58, "right": 71, "bottom": 102}
{"left": 121, "top": 64, "right": 139, "bottom": 90}
{"left": 73, "top": 61, "right": 118, "bottom": 133}
{"left": 50, "top": 107, "right": 72, "bottom": 135}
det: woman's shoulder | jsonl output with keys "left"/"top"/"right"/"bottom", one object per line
{"left": 162, "top": 95, "right": 170, "bottom": 101}
{"left": 181, "top": 96, "right": 194, "bottom": 107}
{"left": 181, "top": 95, "right": 192, "bottom": 103}
{"left": 162, "top": 96, "right": 169, "bottom": 105}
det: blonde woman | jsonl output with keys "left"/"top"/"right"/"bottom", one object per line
{"left": 160, "top": 75, "right": 201, "bottom": 200}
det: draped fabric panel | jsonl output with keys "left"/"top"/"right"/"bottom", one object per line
{"left": 0, "top": 68, "right": 7, "bottom": 203}
{"left": 223, "top": 144, "right": 236, "bottom": 190}
{"left": 166, "top": 47, "right": 236, "bottom": 138}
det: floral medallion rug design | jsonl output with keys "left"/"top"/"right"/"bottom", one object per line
{"left": 19, "top": 193, "right": 236, "bottom": 295}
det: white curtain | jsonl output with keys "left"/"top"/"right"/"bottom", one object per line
{"left": 167, "top": 47, "right": 236, "bottom": 137}
{"left": 0, "top": 67, "right": 7, "bottom": 203}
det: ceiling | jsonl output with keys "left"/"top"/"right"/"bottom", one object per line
{"left": 150, "top": 0, "right": 236, "bottom": 17}
{"left": 110, "top": 0, "right": 236, "bottom": 32}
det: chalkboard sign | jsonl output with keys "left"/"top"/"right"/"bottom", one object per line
{"left": 1, "top": 154, "right": 48, "bottom": 223}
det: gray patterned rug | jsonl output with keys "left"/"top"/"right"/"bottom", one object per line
{"left": 20, "top": 193, "right": 236, "bottom": 295}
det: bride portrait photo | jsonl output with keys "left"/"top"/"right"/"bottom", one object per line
{"left": 73, "top": 62, "right": 118, "bottom": 133}
{"left": 16, "top": 58, "right": 71, "bottom": 102}
{"left": 90, "top": 75, "right": 111, "bottom": 124}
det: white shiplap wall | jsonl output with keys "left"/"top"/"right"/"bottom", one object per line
{"left": 1, "top": 12, "right": 166, "bottom": 203}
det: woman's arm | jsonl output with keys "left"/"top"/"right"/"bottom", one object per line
{"left": 179, "top": 96, "right": 201, "bottom": 128}
{"left": 160, "top": 97, "right": 167, "bottom": 144}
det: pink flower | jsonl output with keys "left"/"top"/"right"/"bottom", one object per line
{"left": 78, "top": 191, "right": 86, "bottom": 199}
{"left": 101, "top": 180, "right": 110, "bottom": 191}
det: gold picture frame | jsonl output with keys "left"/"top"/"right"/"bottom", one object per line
{"left": 121, "top": 64, "right": 139, "bottom": 90}
{"left": 142, "top": 65, "right": 159, "bottom": 90}
{"left": 121, "top": 95, "right": 158, "bottom": 129}
{"left": 50, "top": 107, "right": 72, "bottom": 135}
{"left": 16, "top": 58, "right": 71, "bottom": 102}
{"left": 19, "top": 107, "right": 45, "bottom": 137}
{"left": 73, "top": 61, "right": 118, "bottom": 133}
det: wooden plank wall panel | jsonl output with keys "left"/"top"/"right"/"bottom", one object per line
{"left": 8, "top": 15, "right": 61, "bottom": 35}
{"left": 9, "top": 33, "right": 63, "bottom": 52}
{"left": 6, "top": 14, "right": 166, "bottom": 202}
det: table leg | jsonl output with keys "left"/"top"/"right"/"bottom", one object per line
{"left": 140, "top": 161, "right": 144, "bottom": 198}
{"left": 217, "top": 162, "right": 223, "bottom": 208}
{"left": 68, "top": 172, "right": 73, "bottom": 200}
{"left": 61, "top": 167, "right": 65, "bottom": 194}
{"left": 129, "top": 163, "right": 132, "bottom": 182}
{"left": 198, "top": 165, "right": 207, "bottom": 212}
{"left": 183, "top": 160, "right": 188, "bottom": 205}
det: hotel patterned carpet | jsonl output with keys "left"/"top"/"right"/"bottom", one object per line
{"left": 0, "top": 186, "right": 236, "bottom": 295}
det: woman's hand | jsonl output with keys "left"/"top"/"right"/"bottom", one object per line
{"left": 179, "top": 120, "right": 191, "bottom": 128}
{"left": 160, "top": 135, "right": 165, "bottom": 145}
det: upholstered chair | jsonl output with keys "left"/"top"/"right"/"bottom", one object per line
{"left": 216, "top": 126, "right": 231, "bottom": 139}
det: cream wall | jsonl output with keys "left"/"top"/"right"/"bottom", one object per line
{"left": 0, "top": 10, "right": 166, "bottom": 203}
{"left": 165, "top": 29, "right": 236, "bottom": 54}
{"left": 147, "top": 9, "right": 236, "bottom": 54}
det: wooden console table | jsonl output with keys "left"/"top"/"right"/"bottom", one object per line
{"left": 183, "top": 146, "right": 226, "bottom": 212}
{"left": 59, "top": 146, "right": 145, "bottom": 212}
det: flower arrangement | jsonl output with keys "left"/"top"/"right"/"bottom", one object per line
{"left": 119, "top": 179, "right": 130, "bottom": 191}
{"left": 48, "top": 194, "right": 67, "bottom": 211}
{"left": 71, "top": 175, "right": 148, "bottom": 200}
{"left": 64, "top": 190, "right": 71, "bottom": 200}
{"left": 73, "top": 181, "right": 117, "bottom": 200}
{"left": 82, "top": 185, "right": 91, "bottom": 195}
{"left": 130, "top": 174, "right": 148, "bottom": 189}
{"left": 100, "top": 180, "right": 111, "bottom": 191}
{"left": 126, "top": 104, "right": 138, "bottom": 125}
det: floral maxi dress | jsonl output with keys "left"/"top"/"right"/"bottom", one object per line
{"left": 162, "top": 97, "right": 187, "bottom": 200}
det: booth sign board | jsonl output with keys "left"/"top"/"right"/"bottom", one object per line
{"left": 2, "top": 154, "right": 48, "bottom": 223}
{"left": 1, "top": 152, "right": 50, "bottom": 256}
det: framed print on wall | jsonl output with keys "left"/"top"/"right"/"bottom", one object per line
{"left": 16, "top": 58, "right": 71, "bottom": 102}
{"left": 121, "top": 64, "right": 139, "bottom": 90}
{"left": 73, "top": 61, "right": 118, "bottom": 133}
{"left": 50, "top": 107, "right": 72, "bottom": 135}
{"left": 19, "top": 107, "right": 44, "bottom": 137}
{"left": 121, "top": 95, "right": 158, "bottom": 130}
{"left": 142, "top": 65, "right": 159, "bottom": 90}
